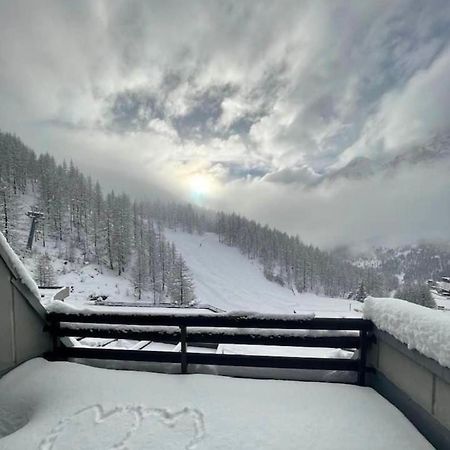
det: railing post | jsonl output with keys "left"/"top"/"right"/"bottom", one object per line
{"left": 46, "top": 317, "right": 60, "bottom": 361}
{"left": 180, "top": 325, "right": 188, "bottom": 374}
{"left": 358, "top": 329, "right": 368, "bottom": 386}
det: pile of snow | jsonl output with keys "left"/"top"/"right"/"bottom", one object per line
{"left": 363, "top": 297, "right": 450, "bottom": 368}
{"left": 0, "top": 359, "right": 432, "bottom": 449}
{"left": 166, "top": 231, "right": 360, "bottom": 317}
{"left": 0, "top": 231, "right": 40, "bottom": 299}
{"left": 42, "top": 299, "right": 90, "bottom": 314}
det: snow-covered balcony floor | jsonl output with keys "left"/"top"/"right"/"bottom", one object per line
{"left": 0, "top": 359, "right": 432, "bottom": 450}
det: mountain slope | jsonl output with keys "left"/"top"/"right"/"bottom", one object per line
{"left": 166, "top": 230, "right": 360, "bottom": 317}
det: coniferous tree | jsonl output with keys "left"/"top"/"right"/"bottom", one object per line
{"left": 0, "top": 181, "right": 17, "bottom": 243}
{"left": 36, "top": 253, "right": 56, "bottom": 287}
{"left": 92, "top": 182, "right": 105, "bottom": 264}
{"left": 132, "top": 202, "right": 148, "bottom": 300}
{"left": 355, "top": 281, "right": 367, "bottom": 302}
{"left": 169, "top": 254, "right": 196, "bottom": 306}
{"left": 395, "top": 283, "right": 436, "bottom": 308}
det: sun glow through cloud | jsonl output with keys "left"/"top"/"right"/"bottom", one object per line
{"left": 187, "top": 173, "right": 216, "bottom": 205}
{"left": 190, "top": 174, "right": 210, "bottom": 196}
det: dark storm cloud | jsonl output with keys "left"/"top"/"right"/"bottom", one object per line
{"left": 0, "top": 0, "right": 450, "bottom": 246}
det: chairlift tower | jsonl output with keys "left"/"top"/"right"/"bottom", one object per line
{"left": 26, "top": 209, "right": 44, "bottom": 250}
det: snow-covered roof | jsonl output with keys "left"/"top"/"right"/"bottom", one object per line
{"left": 363, "top": 297, "right": 450, "bottom": 368}
{"left": 0, "top": 231, "right": 41, "bottom": 299}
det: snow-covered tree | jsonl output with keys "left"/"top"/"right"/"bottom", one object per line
{"left": 0, "top": 182, "right": 17, "bottom": 243}
{"left": 36, "top": 253, "right": 56, "bottom": 287}
{"left": 355, "top": 281, "right": 367, "bottom": 302}
{"left": 169, "top": 254, "right": 196, "bottom": 306}
{"left": 395, "top": 283, "right": 436, "bottom": 308}
{"left": 132, "top": 202, "right": 148, "bottom": 300}
{"left": 91, "top": 181, "right": 105, "bottom": 264}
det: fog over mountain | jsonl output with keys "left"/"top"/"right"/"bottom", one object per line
{"left": 1, "top": 0, "right": 450, "bottom": 247}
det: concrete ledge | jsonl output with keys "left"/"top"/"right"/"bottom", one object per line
{"left": 378, "top": 340, "right": 433, "bottom": 412}
{"left": 369, "top": 370, "right": 450, "bottom": 450}
{"left": 435, "top": 377, "right": 450, "bottom": 430}
{"left": 369, "top": 328, "right": 450, "bottom": 448}
{"left": 0, "top": 255, "right": 52, "bottom": 377}
{"left": 375, "top": 330, "right": 450, "bottom": 383}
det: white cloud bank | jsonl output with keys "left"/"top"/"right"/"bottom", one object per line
{"left": 0, "top": 0, "right": 450, "bottom": 247}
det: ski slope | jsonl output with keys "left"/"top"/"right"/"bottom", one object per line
{"left": 165, "top": 230, "right": 361, "bottom": 317}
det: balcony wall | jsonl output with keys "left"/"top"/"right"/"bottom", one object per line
{"left": 0, "top": 255, "right": 52, "bottom": 377}
{"left": 368, "top": 329, "right": 450, "bottom": 449}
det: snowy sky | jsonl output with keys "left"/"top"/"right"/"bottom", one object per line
{"left": 1, "top": 0, "right": 450, "bottom": 248}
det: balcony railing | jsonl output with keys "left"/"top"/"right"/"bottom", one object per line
{"left": 46, "top": 312, "right": 373, "bottom": 386}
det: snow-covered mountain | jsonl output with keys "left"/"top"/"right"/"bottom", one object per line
{"left": 326, "top": 132, "right": 450, "bottom": 183}
{"left": 327, "top": 157, "right": 381, "bottom": 182}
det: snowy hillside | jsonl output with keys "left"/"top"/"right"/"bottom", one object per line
{"left": 20, "top": 227, "right": 361, "bottom": 317}
{"left": 6, "top": 188, "right": 358, "bottom": 316}
{"left": 10, "top": 194, "right": 358, "bottom": 316}
{"left": 166, "top": 230, "right": 361, "bottom": 317}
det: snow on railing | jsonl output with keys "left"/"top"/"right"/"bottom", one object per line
{"left": 43, "top": 300, "right": 316, "bottom": 321}
{"left": 47, "top": 308, "right": 372, "bottom": 384}
{"left": 58, "top": 323, "right": 357, "bottom": 338}
{"left": 42, "top": 300, "right": 94, "bottom": 314}
{"left": 363, "top": 297, "right": 450, "bottom": 368}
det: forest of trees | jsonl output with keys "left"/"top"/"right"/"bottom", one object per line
{"left": 147, "top": 200, "right": 386, "bottom": 298}
{"left": 0, "top": 131, "right": 195, "bottom": 305}
{"left": 2, "top": 130, "right": 446, "bottom": 303}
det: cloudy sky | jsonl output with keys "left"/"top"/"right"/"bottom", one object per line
{"left": 1, "top": 0, "right": 450, "bottom": 248}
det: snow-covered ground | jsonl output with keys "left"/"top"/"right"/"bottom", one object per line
{"left": 166, "top": 230, "right": 361, "bottom": 317}
{"left": 0, "top": 359, "right": 432, "bottom": 450}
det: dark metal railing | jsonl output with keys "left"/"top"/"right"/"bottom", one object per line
{"left": 46, "top": 312, "right": 373, "bottom": 385}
